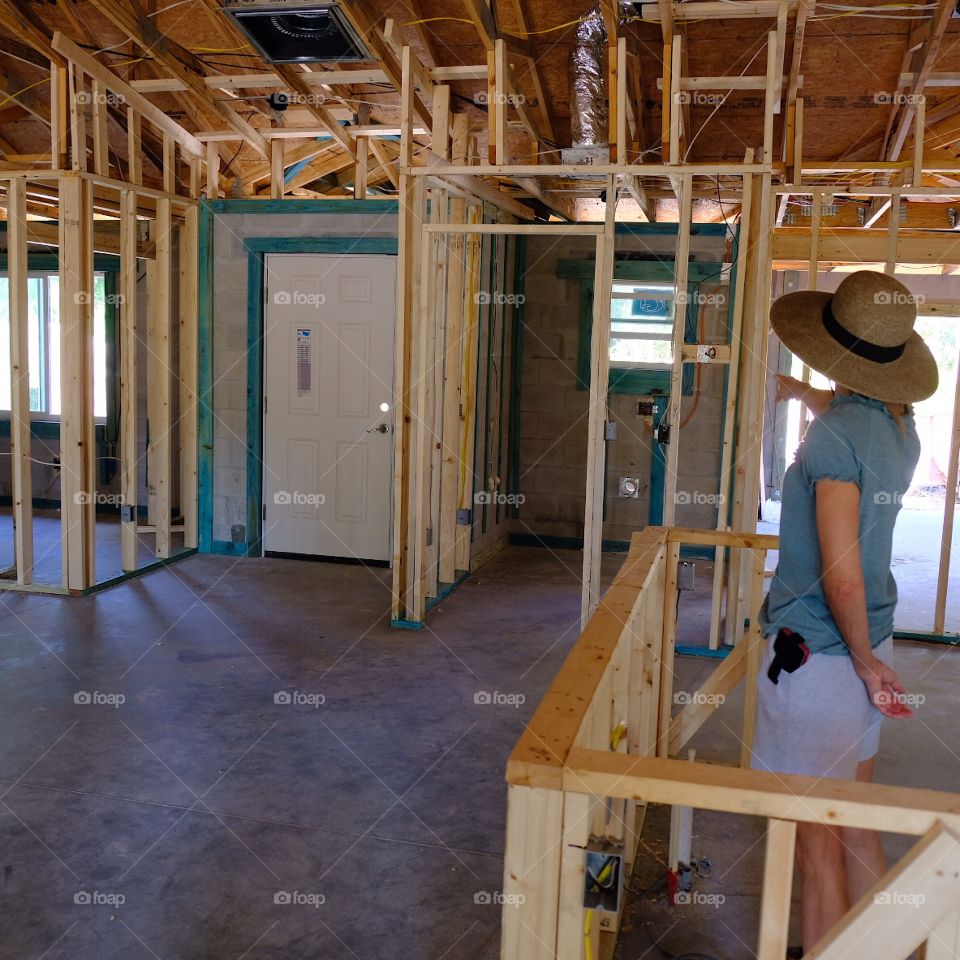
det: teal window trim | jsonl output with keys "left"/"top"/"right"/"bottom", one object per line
{"left": 572, "top": 259, "right": 726, "bottom": 396}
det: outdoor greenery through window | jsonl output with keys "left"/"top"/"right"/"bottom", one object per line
{"left": 0, "top": 272, "right": 107, "bottom": 419}
{"left": 610, "top": 281, "right": 676, "bottom": 369}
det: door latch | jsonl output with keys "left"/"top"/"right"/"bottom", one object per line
{"left": 366, "top": 423, "right": 390, "bottom": 434}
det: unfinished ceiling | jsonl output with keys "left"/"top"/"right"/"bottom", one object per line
{"left": 0, "top": 0, "right": 959, "bottom": 217}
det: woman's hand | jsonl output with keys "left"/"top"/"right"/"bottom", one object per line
{"left": 774, "top": 374, "right": 803, "bottom": 403}
{"left": 855, "top": 656, "right": 914, "bottom": 719}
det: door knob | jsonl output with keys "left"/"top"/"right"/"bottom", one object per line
{"left": 367, "top": 423, "right": 390, "bottom": 434}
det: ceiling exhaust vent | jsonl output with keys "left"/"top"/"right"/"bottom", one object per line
{"left": 223, "top": 0, "right": 371, "bottom": 63}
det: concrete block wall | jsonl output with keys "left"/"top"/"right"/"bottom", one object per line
{"left": 516, "top": 230, "right": 730, "bottom": 544}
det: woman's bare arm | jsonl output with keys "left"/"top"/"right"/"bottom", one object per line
{"left": 776, "top": 374, "right": 833, "bottom": 416}
{"left": 815, "top": 478, "right": 913, "bottom": 718}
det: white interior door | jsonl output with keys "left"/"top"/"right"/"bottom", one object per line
{"left": 262, "top": 253, "right": 396, "bottom": 561}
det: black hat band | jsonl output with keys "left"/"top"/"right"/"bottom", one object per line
{"left": 822, "top": 301, "right": 907, "bottom": 364}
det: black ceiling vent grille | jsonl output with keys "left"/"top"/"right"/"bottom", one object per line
{"left": 223, "top": 1, "right": 371, "bottom": 63}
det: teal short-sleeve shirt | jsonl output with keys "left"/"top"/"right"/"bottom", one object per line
{"left": 759, "top": 393, "right": 921, "bottom": 655}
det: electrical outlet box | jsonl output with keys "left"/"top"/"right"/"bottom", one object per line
{"left": 583, "top": 841, "right": 624, "bottom": 914}
{"left": 619, "top": 476, "right": 641, "bottom": 499}
{"left": 678, "top": 560, "right": 696, "bottom": 591}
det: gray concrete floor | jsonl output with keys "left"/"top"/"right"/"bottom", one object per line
{"left": 0, "top": 510, "right": 186, "bottom": 587}
{"left": 0, "top": 543, "right": 626, "bottom": 960}
{"left": 1, "top": 544, "right": 957, "bottom": 960}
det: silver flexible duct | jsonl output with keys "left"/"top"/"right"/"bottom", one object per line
{"left": 569, "top": 2, "right": 635, "bottom": 148}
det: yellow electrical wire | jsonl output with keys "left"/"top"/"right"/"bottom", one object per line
{"left": 0, "top": 76, "right": 50, "bottom": 112}
{"left": 584, "top": 910, "right": 593, "bottom": 960}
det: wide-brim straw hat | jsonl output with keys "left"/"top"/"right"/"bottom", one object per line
{"left": 770, "top": 270, "right": 939, "bottom": 404}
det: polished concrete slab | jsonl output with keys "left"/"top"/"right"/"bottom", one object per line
{"left": 0, "top": 544, "right": 621, "bottom": 960}
{"left": 1, "top": 543, "right": 957, "bottom": 960}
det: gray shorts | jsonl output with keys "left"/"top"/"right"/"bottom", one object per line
{"left": 749, "top": 634, "right": 893, "bottom": 780}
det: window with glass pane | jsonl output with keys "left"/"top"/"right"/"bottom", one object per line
{"left": 609, "top": 282, "right": 676, "bottom": 369}
{"left": 0, "top": 271, "right": 107, "bottom": 419}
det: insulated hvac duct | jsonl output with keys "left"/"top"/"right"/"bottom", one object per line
{"left": 569, "top": 2, "right": 635, "bottom": 148}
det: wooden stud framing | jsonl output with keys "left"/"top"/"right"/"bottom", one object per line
{"left": 147, "top": 200, "right": 173, "bottom": 559}
{"left": 119, "top": 188, "right": 138, "bottom": 572}
{"left": 269, "top": 141, "right": 285, "bottom": 200}
{"left": 355, "top": 136, "right": 368, "bottom": 199}
{"left": 661, "top": 173, "right": 693, "bottom": 524}
{"left": 90, "top": 79, "right": 108, "bottom": 177}
{"left": 59, "top": 174, "right": 96, "bottom": 590}
{"left": 580, "top": 176, "right": 619, "bottom": 627}
{"left": 51, "top": 62, "right": 69, "bottom": 169}
{"left": 757, "top": 819, "right": 797, "bottom": 960}
{"left": 179, "top": 205, "right": 199, "bottom": 550}
{"left": 7, "top": 178, "right": 33, "bottom": 584}
{"left": 127, "top": 108, "right": 142, "bottom": 186}
{"left": 709, "top": 159, "right": 754, "bottom": 649}
{"left": 454, "top": 202, "right": 483, "bottom": 575}
{"left": 205, "top": 140, "right": 219, "bottom": 199}
{"left": 934, "top": 346, "right": 960, "bottom": 634}
{"left": 391, "top": 45, "right": 421, "bottom": 621}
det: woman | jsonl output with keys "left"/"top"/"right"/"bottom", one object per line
{"left": 750, "top": 270, "right": 938, "bottom": 952}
